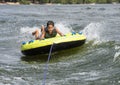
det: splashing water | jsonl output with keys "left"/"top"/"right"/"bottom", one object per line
{"left": 19, "top": 27, "right": 39, "bottom": 42}
{"left": 55, "top": 22, "right": 73, "bottom": 34}
{"left": 113, "top": 45, "right": 120, "bottom": 62}
{"left": 82, "top": 22, "right": 106, "bottom": 44}
{"left": 20, "top": 26, "right": 39, "bottom": 34}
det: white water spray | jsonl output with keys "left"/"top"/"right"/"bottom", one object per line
{"left": 20, "top": 26, "right": 40, "bottom": 34}
{"left": 19, "top": 26, "right": 39, "bottom": 42}
{"left": 113, "top": 45, "right": 120, "bottom": 62}
{"left": 55, "top": 22, "right": 73, "bottom": 34}
{"left": 82, "top": 22, "right": 106, "bottom": 44}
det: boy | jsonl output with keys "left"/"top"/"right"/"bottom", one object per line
{"left": 32, "top": 21, "right": 64, "bottom": 40}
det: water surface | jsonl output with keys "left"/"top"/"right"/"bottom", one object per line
{"left": 0, "top": 4, "right": 120, "bottom": 85}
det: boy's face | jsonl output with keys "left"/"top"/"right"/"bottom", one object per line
{"left": 48, "top": 25, "right": 54, "bottom": 31}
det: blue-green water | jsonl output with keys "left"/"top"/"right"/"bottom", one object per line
{"left": 0, "top": 4, "right": 120, "bottom": 85}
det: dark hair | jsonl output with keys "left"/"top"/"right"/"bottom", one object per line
{"left": 47, "top": 21, "right": 54, "bottom": 27}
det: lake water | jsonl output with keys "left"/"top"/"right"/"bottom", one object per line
{"left": 0, "top": 4, "right": 120, "bottom": 85}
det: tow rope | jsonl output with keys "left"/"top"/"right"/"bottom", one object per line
{"left": 42, "top": 43, "right": 54, "bottom": 85}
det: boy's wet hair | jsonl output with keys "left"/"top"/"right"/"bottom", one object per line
{"left": 47, "top": 21, "right": 54, "bottom": 27}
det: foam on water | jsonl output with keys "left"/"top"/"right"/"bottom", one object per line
{"left": 113, "top": 45, "right": 120, "bottom": 62}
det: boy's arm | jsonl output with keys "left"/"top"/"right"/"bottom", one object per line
{"left": 56, "top": 28, "right": 64, "bottom": 36}
{"left": 40, "top": 25, "right": 45, "bottom": 39}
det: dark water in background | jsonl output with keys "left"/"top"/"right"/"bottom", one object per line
{"left": 0, "top": 4, "right": 120, "bottom": 85}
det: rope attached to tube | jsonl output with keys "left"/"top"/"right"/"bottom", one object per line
{"left": 42, "top": 43, "right": 54, "bottom": 85}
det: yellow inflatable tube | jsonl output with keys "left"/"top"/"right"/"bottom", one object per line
{"left": 21, "top": 32, "right": 86, "bottom": 56}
